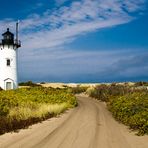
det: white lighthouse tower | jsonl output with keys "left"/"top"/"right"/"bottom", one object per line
{"left": 0, "top": 24, "right": 21, "bottom": 90}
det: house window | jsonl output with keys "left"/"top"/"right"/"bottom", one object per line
{"left": 7, "top": 59, "right": 11, "bottom": 66}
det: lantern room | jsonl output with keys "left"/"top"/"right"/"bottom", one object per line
{"left": 2, "top": 28, "right": 14, "bottom": 45}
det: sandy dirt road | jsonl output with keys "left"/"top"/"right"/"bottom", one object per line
{"left": 0, "top": 95, "right": 148, "bottom": 148}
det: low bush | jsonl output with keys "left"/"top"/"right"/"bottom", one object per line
{"left": 108, "top": 92, "right": 148, "bottom": 135}
{"left": 87, "top": 83, "right": 148, "bottom": 135}
{"left": 0, "top": 87, "right": 77, "bottom": 135}
{"left": 70, "top": 85, "right": 88, "bottom": 94}
{"left": 19, "top": 81, "right": 40, "bottom": 87}
{"left": 134, "top": 81, "right": 148, "bottom": 87}
{"left": 87, "top": 84, "right": 130, "bottom": 102}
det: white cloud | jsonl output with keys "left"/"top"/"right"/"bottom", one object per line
{"left": 0, "top": 0, "right": 146, "bottom": 52}
{"left": 18, "top": 49, "right": 126, "bottom": 79}
{"left": 21, "top": 0, "right": 145, "bottom": 50}
{"left": 0, "top": 0, "right": 147, "bottom": 81}
{"left": 122, "top": 0, "right": 146, "bottom": 12}
{"left": 18, "top": 48, "right": 148, "bottom": 82}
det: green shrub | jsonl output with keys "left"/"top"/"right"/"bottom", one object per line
{"left": 134, "top": 81, "right": 148, "bottom": 86}
{"left": 19, "top": 81, "right": 41, "bottom": 87}
{"left": 88, "top": 84, "right": 130, "bottom": 102}
{"left": 0, "top": 87, "right": 77, "bottom": 135}
{"left": 87, "top": 83, "right": 148, "bottom": 135}
{"left": 70, "top": 85, "right": 88, "bottom": 94}
{"left": 108, "top": 92, "right": 148, "bottom": 135}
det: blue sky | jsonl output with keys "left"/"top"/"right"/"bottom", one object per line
{"left": 0, "top": 0, "right": 148, "bottom": 83}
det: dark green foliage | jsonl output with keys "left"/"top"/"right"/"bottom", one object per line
{"left": 40, "top": 82, "right": 46, "bottom": 84}
{"left": 19, "top": 81, "right": 41, "bottom": 87}
{"left": 88, "top": 84, "right": 130, "bottom": 101}
{"left": 70, "top": 86, "right": 88, "bottom": 94}
{"left": 134, "top": 81, "right": 148, "bottom": 86}
{"left": 0, "top": 98, "right": 9, "bottom": 116}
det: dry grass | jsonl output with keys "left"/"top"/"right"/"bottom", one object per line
{"left": 0, "top": 87, "right": 77, "bottom": 135}
{"left": 8, "top": 103, "right": 68, "bottom": 121}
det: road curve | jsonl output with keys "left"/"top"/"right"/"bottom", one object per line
{"left": 0, "top": 94, "right": 148, "bottom": 148}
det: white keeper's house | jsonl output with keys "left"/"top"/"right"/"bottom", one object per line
{"left": 0, "top": 27, "right": 21, "bottom": 90}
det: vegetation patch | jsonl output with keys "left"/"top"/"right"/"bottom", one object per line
{"left": 87, "top": 83, "right": 148, "bottom": 135}
{"left": 70, "top": 85, "right": 88, "bottom": 94}
{"left": 109, "top": 92, "right": 148, "bottom": 135}
{"left": 19, "top": 81, "right": 41, "bottom": 87}
{"left": 0, "top": 87, "right": 77, "bottom": 135}
{"left": 134, "top": 81, "right": 148, "bottom": 87}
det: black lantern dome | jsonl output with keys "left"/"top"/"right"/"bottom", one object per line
{"left": 2, "top": 28, "right": 14, "bottom": 45}
{"left": 0, "top": 28, "right": 21, "bottom": 48}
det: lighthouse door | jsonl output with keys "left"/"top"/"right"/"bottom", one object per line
{"left": 6, "top": 82, "right": 12, "bottom": 90}
{"left": 4, "top": 78, "right": 14, "bottom": 90}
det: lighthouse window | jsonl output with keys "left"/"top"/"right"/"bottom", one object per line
{"left": 7, "top": 59, "right": 11, "bottom": 66}
{"left": 4, "top": 35, "right": 10, "bottom": 39}
{"left": 6, "top": 35, "right": 10, "bottom": 39}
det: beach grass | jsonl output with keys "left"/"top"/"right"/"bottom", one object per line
{"left": 0, "top": 87, "right": 77, "bottom": 134}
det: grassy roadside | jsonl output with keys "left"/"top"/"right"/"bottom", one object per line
{"left": 0, "top": 87, "right": 77, "bottom": 135}
{"left": 86, "top": 84, "right": 148, "bottom": 135}
{"left": 109, "top": 92, "right": 148, "bottom": 135}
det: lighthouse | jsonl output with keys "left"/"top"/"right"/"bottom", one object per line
{"left": 0, "top": 24, "right": 21, "bottom": 90}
